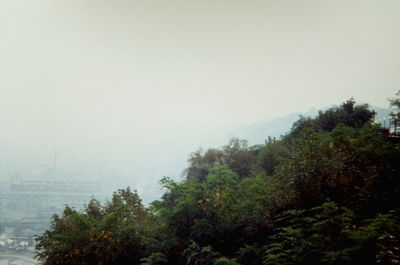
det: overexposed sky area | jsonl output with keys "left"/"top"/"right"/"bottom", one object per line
{"left": 0, "top": 0, "right": 400, "bottom": 188}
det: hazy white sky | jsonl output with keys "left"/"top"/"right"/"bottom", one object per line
{"left": 1, "top": 0, "right": 400, "bottom": 188}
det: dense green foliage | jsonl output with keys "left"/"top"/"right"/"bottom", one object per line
{"left": 35, "top": 189, "right": 149, "bottom": 265}
{"left": 36, "top": 95, "right": 400, "bottom": 264}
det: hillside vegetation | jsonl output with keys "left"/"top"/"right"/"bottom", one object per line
{"left": 36, "top": 94, "right": 400, "bottom": 265}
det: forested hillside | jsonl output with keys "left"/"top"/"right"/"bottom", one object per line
{"left": 35, "top": 94, "right": 400, "bottom": 265}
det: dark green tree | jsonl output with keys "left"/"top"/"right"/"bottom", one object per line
{"left": 35, "top": 188, "right": 148, "bottom": 265}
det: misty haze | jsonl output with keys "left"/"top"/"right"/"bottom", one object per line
{"left": 1, "top": 1, "right": 400, "bottom": 265}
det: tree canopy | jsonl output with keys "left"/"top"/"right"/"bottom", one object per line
{"left": 36, "top": 95, "right": 400, "bottom": 265}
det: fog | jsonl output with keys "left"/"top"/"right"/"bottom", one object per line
{"left": 1, "top": 0, "right": 400, "bottom": 202}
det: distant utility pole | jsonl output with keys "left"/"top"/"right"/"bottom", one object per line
{"left": 54, "top": 150, "right": 58, "bottom": 173}
{"left": 0, "top": 146, "right": 2, "bottom": 180}
{"left": 0, "top": 146, "right": 2, "bottom": 225}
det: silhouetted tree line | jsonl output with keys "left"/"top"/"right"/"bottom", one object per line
{"left": 36, "top": 94, "right": 400, "bottom": 265}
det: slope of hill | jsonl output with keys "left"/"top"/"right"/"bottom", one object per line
{"left": 228, "top": 105, "right": 392, "bottom": 145}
